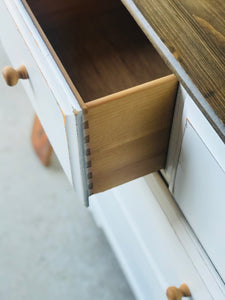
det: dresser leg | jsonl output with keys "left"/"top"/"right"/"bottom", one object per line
{"left": 31, "top": 115, "right": 52, "bottom": 166}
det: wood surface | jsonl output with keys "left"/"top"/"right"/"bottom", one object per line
{"left": 2, "top": 65, "right": 28, "bottom": 86}
{"left": 85, "top": 75, "right": 178, "bottom": 193}
{"left": 166, "top": 283, "right": 191, "bottom": 300}
{"left": 25, "top": 0, "right": 122, "bottom": 28}
{"left": 127, "top": 0, "right": 225, "bottom": 131}
{"left": 31, "top": 115, "right": 53, "bottom": 166}
{"left": 26, "top": 0, "right": 171, "bottom": 102}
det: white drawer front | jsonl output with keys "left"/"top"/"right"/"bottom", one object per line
{"left": 174, "top": 120, "right": 225, "bottom": 281}
{"left": 0, "top": 0, "right": 87, "bottom": 203}
{"left": 90, "top": 175, "right": 217, "bottom": 300}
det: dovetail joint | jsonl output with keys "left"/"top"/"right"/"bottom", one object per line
{"left": 86, "top": 148, "right": 91, "bottom": 156}
{"left": 83, "top": 118, "right": 93, "bottom": 194}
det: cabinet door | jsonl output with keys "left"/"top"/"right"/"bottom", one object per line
{"left": 174, "top": 120, "right": 225, "bottom": 281}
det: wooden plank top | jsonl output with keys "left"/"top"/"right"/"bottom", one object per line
{"left": 122, "top": 0, "right": 225, "bottom": 142}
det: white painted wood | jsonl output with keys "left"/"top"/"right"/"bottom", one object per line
{"left": 163, "top": 85, "right": 186, "bottom": 185}
{"left": 10, "top": 0, "right": 81, "bottom": 113}
{"left": 184, "top": 93, "right": 225, "bottom": 172}
{"left": 0, "top": 0, "right": 70, "bottom": 180}
{"left": 146, "top": 173, "right": 225, "bottom": 299}
{"left": 90, "top": 190, "right": 164, "bottom": 300}
{"left": 0, "top": 0, "right": 88, "bottom": 203}
{"left": 165, "top": 85, "right": 225, "bottom": 189}
{"left": 90, "top": 175, "right": 223, "bottom": 299}
{"left": 173, "top": 120, "right": 225, "bottom": 282}
{"left": 65, "top": 113, "right": 88, "bottom": 205}
{"left": 165, "top": 85, "right": 225, "bottom": 282}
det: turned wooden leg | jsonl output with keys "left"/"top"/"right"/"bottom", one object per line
{"left": 31, "top": 115, "right": 53, "bottom": 166}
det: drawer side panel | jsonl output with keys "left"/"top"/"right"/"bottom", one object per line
{"left": 86, "top": 75, "right": 178, "bottom": 193}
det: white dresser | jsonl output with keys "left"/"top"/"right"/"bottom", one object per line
{"left": 0, "top": 0, "right": 224, "bottom": 299}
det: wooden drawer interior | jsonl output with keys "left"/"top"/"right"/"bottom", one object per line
{"left": 24, "top": 0, "right": 172, "bottom": 101}
{"left": 24, "top": 0, "right": 178, "bottom": 194}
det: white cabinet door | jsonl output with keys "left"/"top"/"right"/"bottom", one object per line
{"left": 174, "top": 120, "right": 225, "bottom": 282}
{"left": 0, "top": 0, "right": 88, "bottom": 203}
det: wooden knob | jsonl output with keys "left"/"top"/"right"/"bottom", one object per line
{"left": 2, "top": 65, "right": 29, "bottom": 86}
{"left": 166, "top": 283, "right": 191, "bottom": 300}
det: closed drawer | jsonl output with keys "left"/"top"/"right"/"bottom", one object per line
{"left": 1, "top": 0, "right": 178, "bottom": 204}
{"left": 174, "top": 120, "right": 225, "bottom": 281}
{"left": 90, "top": 174, "right": 218, "bottom": 299}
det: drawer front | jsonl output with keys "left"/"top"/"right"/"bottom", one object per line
{"left": 174, "top": 120, "right": 225, "bottom": 281}
{"left": 90, "top": 175, "right": 216, "bottom": 299}
{"left": 0, "top": 0, "right": 88, "bottom": 203}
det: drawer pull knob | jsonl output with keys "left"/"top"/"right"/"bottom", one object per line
{"left": 166, "top": 283, "right": 191, "bottom": 300}
{"left": 2, "top": 65, "right": 29, "bottom": 86}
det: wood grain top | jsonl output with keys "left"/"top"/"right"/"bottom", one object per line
{"left": 123, "top": 0, "right": 225, "bottom": 142}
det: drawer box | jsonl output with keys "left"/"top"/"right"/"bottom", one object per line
{"left": 1, "top": 0, "right": 178, "bottom": 203}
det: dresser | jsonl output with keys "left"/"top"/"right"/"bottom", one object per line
{"left": 0, "top": 0, "right": 224, "bottom": 299}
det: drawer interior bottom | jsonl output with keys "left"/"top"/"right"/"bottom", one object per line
{"left": 25, "top": 0, "right": 171, "bottom": 102}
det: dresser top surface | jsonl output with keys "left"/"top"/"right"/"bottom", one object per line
{"left": 125, "top": 0, "right": 225, "bottom": 142}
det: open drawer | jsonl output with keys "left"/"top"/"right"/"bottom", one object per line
{"left": 1, "top": 0, "right": 178, "bottom": 204}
